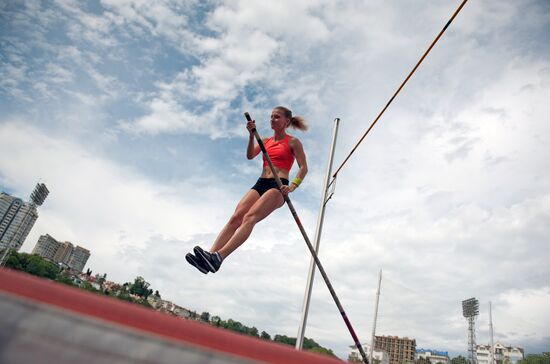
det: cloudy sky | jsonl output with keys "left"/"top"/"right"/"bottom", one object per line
{"left": 1, "top": 0, "right": 549, "bottom": 359}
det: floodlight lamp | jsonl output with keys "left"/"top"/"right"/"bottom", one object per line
{"left": 462, "top": 297, "right": 479, "bottom": 318}
{"left": 30, "top": 183, "right": 49, "bottom": 206}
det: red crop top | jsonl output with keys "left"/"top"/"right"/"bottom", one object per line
{"left": 262, "top": 135, "right": 295, "bottom": 171}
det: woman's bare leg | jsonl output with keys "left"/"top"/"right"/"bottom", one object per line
{"left": 209, "top": 189, "right": 260, "bottom": 253}
{"left": 218, "top": 189, "right": 285, "bottom": 259}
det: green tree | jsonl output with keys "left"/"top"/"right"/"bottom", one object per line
{"left": 95, "top": 273, "right": 107, "bottom": 287}
{"left": 5, "top": 252, "right": 60, "bottom": 279}
{"left": 247, "top": 326, "right": 259, "bottom": 337}
{"left": 200, "top": 312, "right": 211, "bottom": 322}
{"left": 273, "top": 335, "right": 336, "bottom": 357}
{"left": 273, "top": 334, "right": 295, "bottom": 346}
{"left": 450, "top": 356, "right": 470, "bottom": 364}
{"left": 80, "top": 281, "right": 99, "bottom": 293}
{"left": 5, "top": 250, "right": 24, "bottom": 271}
{"left": 518, "top": 354, "right": 550, "bottom": 364}
{"left": 309, "top": 346, "right": 336, "bottom": 357}
{"left": 55, "top": 273, "right": 75, "bottom": 286}
{"left": 211, "top": 316, "right": 222, "bottom": 327}
{"left": 260, "top": 331, "right": 271, "bottom": 340}
{"left": 129, "top": 276, "right": 152, "bottom": 298}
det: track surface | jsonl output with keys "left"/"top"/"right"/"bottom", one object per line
{"left": 0, "top": 268, "right": 343, "bottom": 364}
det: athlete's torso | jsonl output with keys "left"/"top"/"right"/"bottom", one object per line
{"left": 261, "top": 134, "right": 295, "bottom": 179}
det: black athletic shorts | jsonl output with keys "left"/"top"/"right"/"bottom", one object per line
{"left": 251, "top": 178, "right": 289, "bottom": 197}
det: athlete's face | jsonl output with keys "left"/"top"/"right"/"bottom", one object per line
{"left": 270, "top": 109, "right": 289, "bottom": 131}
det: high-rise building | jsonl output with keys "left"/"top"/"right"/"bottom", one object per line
{"left": 67, "top": 246, "right": 90, "bottom": 272}
{"left": 53, "top": 241, "right": 74, "bottom": 265}
{"left": 375, "top": 335, "right": 416, "bottom": 364}
{"left": 0, "top": 184, "right": 49, "bottom": 254}
{"left": 1, "top": 193, "right": 38, "bottom": 252}
{"left": 32, "top": 234, "right": 61, "bottom": 260}
{"left": 32, "top": 234, "right": 90, "bottom": 272}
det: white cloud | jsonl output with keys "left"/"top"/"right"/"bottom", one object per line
{"left": 0, "top": 121, "right": 240, "bottom": 280}
{"left": 2, "top": 0, "right": 550, "bottom": 359}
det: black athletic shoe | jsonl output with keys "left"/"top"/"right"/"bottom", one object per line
{"left": 193, "top": 246, "right": 222, "bottom": 273}
{"left": 185, "top": 253, "right": 209, "bottom": 274}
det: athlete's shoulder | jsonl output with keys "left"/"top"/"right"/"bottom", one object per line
{"left": 288, "top": 135, "right": 303, "bottom": 149}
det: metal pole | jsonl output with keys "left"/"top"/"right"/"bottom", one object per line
{"left": 245, "top": 112, "right": 369, "bottom": 364}
{"left": 489, "top": 302, "right": 495, "bottom": 364}
{"left": 296, "top": 117, "right": 341, "bottom": 350}
{"left": 369, "top": 270, "right": 382, "bottom": 364}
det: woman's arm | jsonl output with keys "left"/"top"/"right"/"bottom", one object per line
{"left": 287, "top": 137, "right": 308, "bottom": 193}
{"left": 246, "top": 120, "right": 261, "bottom": 159}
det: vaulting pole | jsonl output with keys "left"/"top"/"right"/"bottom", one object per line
{"left": 245, "top": 112, "right": 369, "bottom": 364}
{"left": 332, "top": 0, "right": 469, "bottom": 179}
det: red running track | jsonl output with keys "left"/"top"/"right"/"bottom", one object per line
{"left": 0, "top": 268, "right": 344, "bottom": 364}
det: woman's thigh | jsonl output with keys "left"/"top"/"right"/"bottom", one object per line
{"left": 233, "top": 189, "right": 261, "bottom": 217}
{"left": 245, "top": 188, "right": 285, "bottom": 224}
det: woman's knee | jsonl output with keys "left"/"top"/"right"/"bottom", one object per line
{"left": 241, "top": 213, "right": 259, "bottom": 227}
{"left": 228, "top": 212, "right": 244, "bottom": 227}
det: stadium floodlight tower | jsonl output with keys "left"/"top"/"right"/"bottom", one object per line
{"left": 462, "top": 297, "right": 479, "bottom": 364}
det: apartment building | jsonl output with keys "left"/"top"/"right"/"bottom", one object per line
{"left": 477, "top": 343, "right": 524, "bottom": 364}
{"left": 375, "top": 335, "right": 416, "bottom": 364}
{"left": 416, "top": 349, "right": 450, "bottom": 364}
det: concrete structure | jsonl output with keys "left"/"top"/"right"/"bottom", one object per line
{"left": 148, "top": 296, "right": 194, "bottom": 319}
{"left": 68, "top": 246, "right": 90, "bottom": 272}
{"left": 53, "top": 241, "right": 74, "bottom": 265}
{"left": 416, "top": 349, "right": 450, "bottom": 364}
{"left": 0, "top": 192, "right": 38, "bottom": 252}
{"left": 375, "top": 335, "right": 416, "bottom": 364}
{"left": 0, "top": 184, "right": 48, "bottom": 258}
{"left": 476, "top": 343, "right": 524, "bottom": 364}
{"left": 349, "top": 342, "right": 389, "bottom": 364}
{"left": 0, "top": 268, "right": 343, "bottom": 364}
{"left": 32, "top": 234, "right": 61, "bottom": 260}
{"left": 32, "top": 234, "right": 90, "bottom": 272}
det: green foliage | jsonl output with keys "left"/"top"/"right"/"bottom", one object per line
{"left": 272, "top": 334, "right": 335, "bottom": 357}
{"left": 4, "top": 252, "right": 155, "bottom": 310}
{"left": 55, "top": 273, "right": 75, "bottom": 286}
{"left": 135, "top": 297, "right": 152, "bottom": 308}
{"left": 308, "top": 346, "right": 336, "bottom": 357}
{"left": 200, "top": 311, "right": 211, "bottom": 322}
{"left": 128, "top": 276, "right": 153, "bottom": 298}
{"left": 81, "top": 281, "right": 99, "bottom": 292}
{"left": 260, "top": 331, "right": 271, "bottom": 340}
{"left": 273, "top": 334, "right": 295, "bottom": 346}
{"left": 450, "top": 356, "right": 470, "bottom": 364}
{"left": 518, "top": 354, "right": 550, "bottom": 364}
{"left": 211, "top": 315, "right": 222, "bottom": 326}
{"left": 116, "top": 292, "right": 134, "bottom": 303}
{"left": 5, "top": 251, "right": 60, "bottom": 279}
{"left": 95, "top": 273, "right": 107, "bottom": 286}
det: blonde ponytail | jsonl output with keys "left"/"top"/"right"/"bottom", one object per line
{"left": 274, "top": 106, "right": 308, "bottom": 131}
{"left": 290, "top": 116, "right": 308, "bottom": 131}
